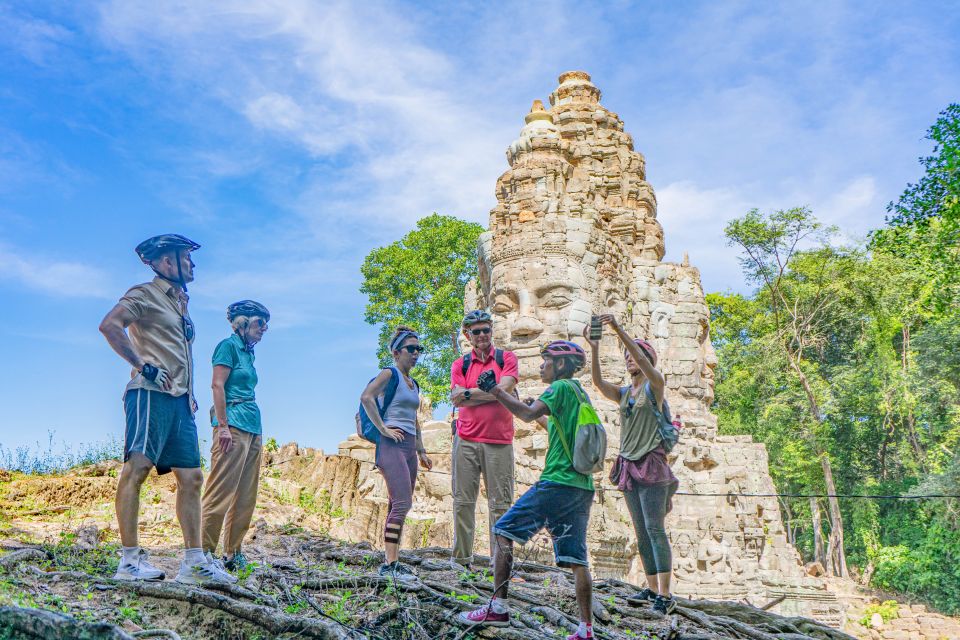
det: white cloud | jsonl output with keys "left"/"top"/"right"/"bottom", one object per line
{"left": 0, "top": 6, "right": 72, "bottom": 66}
{"left": 96, "top": 0, "right": 512, "bottom": 235}
{"left": 0, "top": 242, "right": 112, "bottom": 298}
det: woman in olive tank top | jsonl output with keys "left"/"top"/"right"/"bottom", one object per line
{"left": 583, "top": 314, "right": 678, "bottom": 615}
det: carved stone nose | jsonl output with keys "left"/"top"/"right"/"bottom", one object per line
{"left": 512, "top": 315, "right": 543, "bottom": 337}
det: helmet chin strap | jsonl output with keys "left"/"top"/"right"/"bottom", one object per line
{"left": 151, "top": 249, "right": 188, "bottom": 292}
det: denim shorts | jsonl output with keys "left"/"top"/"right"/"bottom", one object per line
{"left": 493, "top": 480, "right": 594, "bottom": 567}
{"left": 123, "top": 389, "right": 200, "bottom": 474}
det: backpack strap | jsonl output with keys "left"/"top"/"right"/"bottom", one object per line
{"left": 553, "top": 379, "right": 585, "bottom": 466}
{"left": 461, "top": 353, "right": 472, "bottom": 377}
{"left": 495, "top": 349, "right": 504, "bottom": 370}
{"left": 644, "top": 382, "right": 671, "bottom": 423}
{"left": 379, "top": 367, "right": 401, "bottom": 417}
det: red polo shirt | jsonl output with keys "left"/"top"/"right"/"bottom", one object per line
{"left": 451, "top": 346, "right": 519, "bottom": 444}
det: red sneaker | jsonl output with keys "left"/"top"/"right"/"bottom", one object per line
{"left": 566, "top": 632, "right": 593, "bottom": 640}
{"left": 457, "top": 605, "right": 509, "bottom": 627}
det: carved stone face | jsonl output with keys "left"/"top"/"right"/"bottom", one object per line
{"left": 485, "top": 255, "right": 593, "bottom": 381}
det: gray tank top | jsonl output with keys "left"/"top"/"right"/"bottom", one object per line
{"left": 618, "top": 383, "right": 669, "bottom": 460}
{"left": 382, "top": 367, "right": 419, "bottom": 435}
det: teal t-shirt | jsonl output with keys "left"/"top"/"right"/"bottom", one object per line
{"left": 211, "top": 333, "right": 261, "bottom": 435}
{"left": 538, "top": 379, "right": 594, "bottom": 491}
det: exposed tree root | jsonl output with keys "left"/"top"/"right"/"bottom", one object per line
{"left": 0, "top": 529, "right": 858, "bottom": 640}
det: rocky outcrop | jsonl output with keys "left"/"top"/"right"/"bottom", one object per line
{"left": 302, "top": 71, "right": 845, "bottom": 627}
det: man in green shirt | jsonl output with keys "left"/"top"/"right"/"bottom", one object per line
{"left": 459, "top": 340, "right": 598, "bottom": 640}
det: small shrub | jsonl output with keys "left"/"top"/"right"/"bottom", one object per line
{"left": 860, "top": 600, "right": 900, "bottom": 626}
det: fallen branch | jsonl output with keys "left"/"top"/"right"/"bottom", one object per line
{"left": 0, "top": 606, "right": 135, "bottom": 640}
{"left": 0, "top": 548, "right": 47, "bottom": 570}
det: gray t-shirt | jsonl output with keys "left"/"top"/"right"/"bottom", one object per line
{"left": 618, "top": 383, "right": 669, "bottom": 461}
{"left": 382, "top": 367, "right": 420, "bottom": 435}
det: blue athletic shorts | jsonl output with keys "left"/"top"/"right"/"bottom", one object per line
{"left": 493, "top": 480, "right": 594, "bottom": 567}
{"left": 123, "top": 389, "right": 200, "bottom": 474}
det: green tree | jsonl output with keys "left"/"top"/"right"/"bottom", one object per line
{"left": 872, "top": 103, "right": 960, "bottom": 308}
{"left": 360, "top": 213, "right": 485, "bottom": 401}
{"left": 725, "top": 206, "right": 853, "bottom": 577}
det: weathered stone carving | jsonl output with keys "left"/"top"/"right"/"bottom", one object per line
{"left": 305, "top": 71, "right": 844, "bottom": 625}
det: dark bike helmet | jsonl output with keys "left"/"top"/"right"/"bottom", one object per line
{"left": 135, "top": 234, "right": 201, "bottom": 292}
{"left": 135, "top": 234, "right": 201, "bottom": 263}
{"left": 462, "top": 309, "right": 492, "bottom": 327}
{"left": 228, "top": 300, "right": 270, "bottom": 323}
{"left": 541, "top": 340, "right": 586, "bottom": 368}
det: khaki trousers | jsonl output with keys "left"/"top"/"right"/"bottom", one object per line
{"left": 451, "top": 436, "right": 515, "bottom": 564}
{"left": 201, "top": 427, "right": 263, "bottom": 554}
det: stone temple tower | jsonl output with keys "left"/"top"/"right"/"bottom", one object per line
{"left": 462, "top": 71, "right": 844, "bottom": 623}
{"left": 309, "top": 71, "right": 844, "bottom": 626}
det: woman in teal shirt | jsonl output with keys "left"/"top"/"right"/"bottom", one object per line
{"left": 200, "top": 300, "right": 269, "bottom": 571}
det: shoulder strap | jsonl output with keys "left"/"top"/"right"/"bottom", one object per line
{"left": 380, "top": 367, "right": 400, "bottom": 416}
{"left": 495, "top": 349, "right": 504, "bottom": 370}
{"left": 644, "top": 382, "right": 670, "bottom": 421}
{"left": 552, "top": 379, "right": 581, "bottom": 466}
{"left": 461, "top": 353, "right": 472, "bottom": 376}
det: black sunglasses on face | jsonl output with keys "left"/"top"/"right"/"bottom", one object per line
{"left": 470, "top": 327, "right": 492, "bottom": 336}
{"left": 401, "top": 345, "right": 424, "bottom": 354}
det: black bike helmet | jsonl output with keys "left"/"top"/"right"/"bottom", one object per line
{"left": 462, "top": 309, "right": 492, "bottom": 327}
{"left": 135, "top": 234, "right": 201, "bottom": 263}
{"left": 228, "top": 300, "right": 270, "bottom": 323}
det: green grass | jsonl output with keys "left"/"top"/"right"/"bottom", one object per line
{"left": 0, "top": 432, "right": 121, "bottom": 474}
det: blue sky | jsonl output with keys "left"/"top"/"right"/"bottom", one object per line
{"left": 2, "top": 1, "right": 958, "bottom": 457}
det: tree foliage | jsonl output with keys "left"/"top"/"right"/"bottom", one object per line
{"left": 360, "top": 213, "right": 484, "bottom": 402}
{"left": 712, "top": 105, "right": 960, "bottom": 613}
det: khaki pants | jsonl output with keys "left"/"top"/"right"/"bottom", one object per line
{"left": 201, "top": 427, "right": 263, "bottom": 555}
{"left": 451, "top": 436, "right": 515, "bottom": 564}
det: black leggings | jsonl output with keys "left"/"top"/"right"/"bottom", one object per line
{"left": 623, "top": 482, "right": 672, "bottom": 575}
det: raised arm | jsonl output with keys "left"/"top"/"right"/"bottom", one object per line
{"left": 582, "top": 324, "right": 623, "bottom": 403}
{"left": 602, "top": 314, "right": 666, "bottom": 408}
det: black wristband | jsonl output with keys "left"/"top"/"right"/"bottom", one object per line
{"left": 140, "top": 363, "right": 159, "bottom": 382}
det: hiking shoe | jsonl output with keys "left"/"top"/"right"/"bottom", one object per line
{"left": 626, "top": 587, "right": 657, "bottom": 605}
{"left": 378, "top": 561, "right": 418, "bottom": 585}
{"left": 653, "top": 594, "right": 676, "bottom": 615}
{"left": 223, "top": 551, "right": 248, "bottom": 572}
{"left": 175, "top": 558, "right": 238, "bottom": 585}
{"left": 458, "top": 605, "right": 509, "bottom": 627}
{"left": 113, "top": 548, "right": 165, "bottom": 581}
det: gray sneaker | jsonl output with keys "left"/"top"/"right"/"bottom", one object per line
{"left": 113, "top": 548, "right": 165, "bottom": 581}
{"left": 175, "top": 557, "right": 238, "bottom": 585}
{"left": 378, "top": 561, "right": 418, "bottom": 585}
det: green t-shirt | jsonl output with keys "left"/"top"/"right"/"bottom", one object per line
{"left": 211, "top": 334, "right": 261, "bottom": 435}
{"left": 538, "top": 379, "right": 594, "bottom": 491}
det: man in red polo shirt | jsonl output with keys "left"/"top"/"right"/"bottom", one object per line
{"left": 450, "top": 310, "right": 519, "bottom": 567}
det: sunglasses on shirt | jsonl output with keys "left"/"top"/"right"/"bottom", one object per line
{"left": 401, "top": 345, "right": 425, "bottom": 354}
{"left": 182, "top": 315, "right": 195, "bottom": 342}
{"left": 470, "top": 327, "right": 491, "bottom": 336}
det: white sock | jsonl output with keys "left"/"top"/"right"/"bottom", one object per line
{"left": 184, "top": 548, "right": 206, "bottom": 566}
{"left": 489, "top": 597, "right": 507, "bottom": 614}
{"left": 577, "top": 621, "right": 593, "bottom": 638}
{"left": 121, "top": 546, "right": 140, "bottom": 564}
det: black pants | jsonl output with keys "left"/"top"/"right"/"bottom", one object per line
{"left": 623, "top": 482, "right": 672, "bottom": 575}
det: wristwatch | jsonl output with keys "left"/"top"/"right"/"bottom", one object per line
{"left": 463, "top": 389, "right": 472, "bottom": 400}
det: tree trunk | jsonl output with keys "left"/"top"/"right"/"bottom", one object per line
{"left": 821, "top": 455, "right": 848, "bottom": 578}
{"left": 810, "top": 496, "right": 826, "bottom": 567}
{"left": 787, "top": 350, "right": 848, "bottom": 577}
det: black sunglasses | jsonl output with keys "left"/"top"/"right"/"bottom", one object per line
{"left": 624, "top": 396, "right": 636, "bottom": 419}
{"left": 401, "top": 345, "right": 425, "bottom": 354}
{"left": 470, "top": 327, "right": 492, "bottom": 336}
